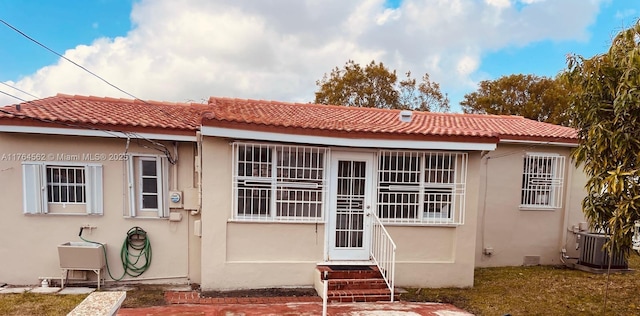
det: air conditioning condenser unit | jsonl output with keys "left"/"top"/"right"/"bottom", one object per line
{"left": 577, "top": 232, "right": 627, "bottom": 270}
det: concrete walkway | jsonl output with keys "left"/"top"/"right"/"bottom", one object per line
{"left": 117, "top": 301, "right": 473, "bottom": 315}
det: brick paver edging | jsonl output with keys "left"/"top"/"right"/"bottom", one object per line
{"left": 164, "top": 291, "right": 323, "bottom": 305}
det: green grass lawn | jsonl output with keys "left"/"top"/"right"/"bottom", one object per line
{"left": 1, "top": 255, "right": 639, "bottom": 315}
{"left": 0, "top": 292, "right": 85, "bottom": 316}
{"left": 0, "top": 284, "right": 167, "bottom": 316}
{"left": 402, "top": 253, "right": 640, "bottom": 315}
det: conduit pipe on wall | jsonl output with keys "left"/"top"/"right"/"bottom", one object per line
{"left": 122, "top": 138, "right": 129, "bottom": 216}
{"left": 172, "top": 142, "right": 179, "bottom": 190}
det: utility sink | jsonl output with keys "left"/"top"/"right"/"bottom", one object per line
{"left": 58, "top": 242, "right": 106, "bottom": 270}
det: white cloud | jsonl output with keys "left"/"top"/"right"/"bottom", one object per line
{"left": 376, "top": 8, "right": 401, "bottom": 25}
{"left": 615, "top": 8, "right": 637, "bottom": 20}
{"left": 0, "top": 0, "right": 606, "bottom": 109}
{"left": 456, "top": 55, "right": 479, "bottom": 77}
{"left": 486, "top": 0, "right": 511, "bottom": 9}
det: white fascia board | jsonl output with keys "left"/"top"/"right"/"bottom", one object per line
{"left": 0, "top": 125, "right": 197, "bottom": 142}
{"left": 201, "top": 126, "right": 497, "bottom": 151}
{"left": 499, "top": 139, "right": 578, "bottom": 148}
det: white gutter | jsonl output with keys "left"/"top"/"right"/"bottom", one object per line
{"left": 499, "top": 139, "right": 578, "bottom": 147}
{"left": 201, "top": 126, "right": 497, "bottom": 151}
{"left": 0, "top": 125, "right": 197, "bottom": 142}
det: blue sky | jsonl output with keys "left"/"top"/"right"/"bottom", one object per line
{"left": 0, "top": 0, "right": 638, "bottom": 111}
{"left": 0, "top": 1, "right": 132, "bottom": 80}
{"left": 479, "top": 2, "right": 636, "bottom": 79}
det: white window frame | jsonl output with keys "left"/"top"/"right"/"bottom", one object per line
{"left": 376, "top": 150, "right": 467, "bottom": 225}
{"left": 138, "top": 157, "right": 162, "bottom": 212}
{"left": 46, "top": 165, "right": 87, "bottom": 204}
{"left": 22, "top": 162, "right": 103, "bottom": 215}
{"left": 232, "top": 142, "right": 328, "bottom": 222}
{"left": 520, "top": 153, "right": 565, "bottom": 209}
{"left": 126, "top": 154, "right": 169, "bottom": 218}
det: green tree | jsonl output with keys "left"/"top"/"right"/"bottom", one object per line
{"left": 398, "top": 71, "right": 450, "bottom": 112}
{"left": 461, "top": 74, "right": 572, "bottom": 126}
{"left": 314, "top": 60, "right": 449, "bottom": 112}
{"left": 567, "top": 20, "right": 640, "bottom": 253}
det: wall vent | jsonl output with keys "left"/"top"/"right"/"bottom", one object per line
{"left": 577, "top": 232, "right": 627, "bottom": 269}
{"left": 523, "top": 255, "right": 540, "bottom": 266}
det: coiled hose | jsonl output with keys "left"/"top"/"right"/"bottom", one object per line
{"left": 80, "top": 226, "right": 152, "bottom": 281}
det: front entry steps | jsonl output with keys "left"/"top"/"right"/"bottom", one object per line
{"left": 314, "top": 265, "right": 400, "bottom": 303}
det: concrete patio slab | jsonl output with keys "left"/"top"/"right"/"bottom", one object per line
{"left": 0, "top": 287, "right": 32, "bottom": 294}
{"left": 104, "top": 285, "right": 135, "bottom": 292}
{"left": 68, "top": 291, "right": 126, "bottom": 316}
{"left": 59, "top": 287, "right": 96, "bottom": 295}
{"left": 30, "top": 287, "right": 61, "bottom": 294}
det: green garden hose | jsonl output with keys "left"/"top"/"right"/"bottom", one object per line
{"left": 79, "top": 226, "right": 152, "bottom": 281}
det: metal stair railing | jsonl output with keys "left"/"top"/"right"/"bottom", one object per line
{"left": 370, "top": 212, "right": 397, "bottom": 302}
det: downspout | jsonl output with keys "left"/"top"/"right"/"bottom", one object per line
{"left": 479, "top": 155, "right": 490, "bottom": 260}
{"left": 560, "top": 157, "right": 575, "bottom": 264}
{"left": 191, "top": 131, "right": 203, "bottom": 216}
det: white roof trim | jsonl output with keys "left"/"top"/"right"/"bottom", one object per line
{"left": 201, "top": 126, "right": 497, "bottom": 151}
{"left": 499, "top": 139, "right": 578, "bottom": 147}
{"left": 0, "top": 125, "right": 196, "bottom": 142}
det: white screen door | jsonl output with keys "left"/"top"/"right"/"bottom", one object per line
{"left": 327, "top": 152, "right": 374, "bottom": 261}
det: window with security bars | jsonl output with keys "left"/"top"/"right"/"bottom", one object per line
{"left": 47, "top": 166, "right": 86, "bottom": 203}
{"left": 377, "top": 151, "right": 467, "bottom": 225}
{"left": 233, "top": 143, "right": 327, "bottom": 221}
{"left": 22, "top": 162, "right": 103, "bottom": 215}
{"left": 521, "top": 153, "right": 565, "bottom": 208}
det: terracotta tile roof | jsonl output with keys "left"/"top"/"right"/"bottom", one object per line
{"left": 0, "top": 94, "right": 206, "bottom": 135}
{"left": 203, "top": 97, "right": 578, "bottom": 144}
{"left": 1, "top": 94, "right": 578, "bottom": 144}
